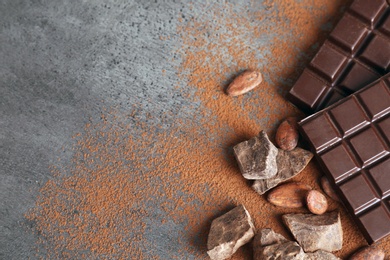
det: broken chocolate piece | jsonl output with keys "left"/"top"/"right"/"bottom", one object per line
{"left": 306, "top": 250, "right": 341, "bottom": 260}
{"left": 283, "top": 211, "right": 343, "bottom": 252}
{"left": 261, "top": 241, "right": 306, "bottom": 260}
{"left": 253, "top": 228, "right": 288, "bottom": 247}
{"left": 252, "top": 148, "right": 313, "bottom": 195}
{"left": 234, "top": 131, "right": 278, "bottom": 180}
{"left": 207, "top": 205, "right": 255, "bottom": 260}
{"left": 253, "top": 229, "right": 340, "bottom": 260}
{"left": 253, "top": 229, "right": 304, "bottom": 260}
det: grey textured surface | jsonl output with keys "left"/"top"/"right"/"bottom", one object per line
{"left": 0, "top": 0, "right": 347, "bottom": 259}
{"left": 1, "top": 1, "right": 190, "bottom": 258}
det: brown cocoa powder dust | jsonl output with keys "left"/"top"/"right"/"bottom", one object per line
{"left": 26, "top": 1, "right": 390, "bottom": 259}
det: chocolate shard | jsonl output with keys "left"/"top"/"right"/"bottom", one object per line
{"left": 253, "top": 228, "right": 288, "bottom": 247}
{"left": 260, "top": 241, "right": 306, "bottom": 260}
{"left": 283, "top": 211, "right": 343, "bottom": 252}
{"left": 252, "top": 148, "right": 313, "bottom": 195}
{"left": 253, "top": 229, "right": 304, "bottom": 260}
{"left": 253, "top": 229, "right": 340, "bottom": 260}
{"left": 207, "top": 205, "right": 255, "bottom": 260}
{"left": 234, "top": 131, "right": 278, "bottom": 180}
{"left": 305, "top": 250, "right": 341, "bottom": 260}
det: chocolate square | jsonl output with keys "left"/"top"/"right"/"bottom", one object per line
{"left": 310, "top": 43, "right": 348, "bottom": 82}
{"left": 329, "top": 14, "right": 368, "bottom": 54}
{"left": 358, "top": 205, "right": 390, "bottom": 242}
{"left": 349, "top": 128, "right": 387, "bottom": 165}
{"left": 358, "top": 80, "right": 390, "bottom": 119}
{"left": 339, "top": 174, "right": 379, "bottom": 214}
{"left": 321, "top": 144, "right": 359, "bottom": 182}
{"left": 349, "top": 0, "right": 387, "bottom": 27}
{"left": 329, "top": 97, "right": 368, "bottom": 135}
{"left": 300, "top": 114, "right": 340, "bottom": 153}
{"left": 288, "top": 69, "right": 328, "bottom": 111}
{"left": 339, "top": 62, "right": 380, "bottom": 93}
{"left": 369, "top": 159, "right": 390, "bottom": 197}
{"left": 359, "top": 35, "right": 390, "bottom": 72}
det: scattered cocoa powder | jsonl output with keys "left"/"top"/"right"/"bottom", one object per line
{"left": 26, "top": 1, "right": 390, "bottom": 259}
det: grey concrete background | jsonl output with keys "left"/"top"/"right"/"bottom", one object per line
{"left": 0, "top": 0, "right": 347, "bottom": 259}
{"left": 1, "top": 0, "right": 193, "bottom": 257}
{"left": 0, "top": 1, "right": 226, "bottom": 258}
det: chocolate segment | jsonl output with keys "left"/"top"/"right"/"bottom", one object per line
{"left": 299, "top": 74, "right": 390, "bottom": 244}
{"left": 288, "top": 0, "right": 390, "bottom": 113}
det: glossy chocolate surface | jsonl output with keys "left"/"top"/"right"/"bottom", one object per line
{"left": 288, "top": 0, "right": 390, "bottom": 113}
{"left": 299, "top": 74, "right": 390, "bottom": 243}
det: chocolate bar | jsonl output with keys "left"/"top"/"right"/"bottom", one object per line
{"left": 288, "top": 0, "right": 390, "bottom": 114}
{"left": 299, "top": 74, "right": 390, "bottom": 244}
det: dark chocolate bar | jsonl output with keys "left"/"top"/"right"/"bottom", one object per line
{"left": 288, "top": 0, "right": 390, "bottom": 114}
{"left": 299, "top": 74, "right": 390, "bottom": 244}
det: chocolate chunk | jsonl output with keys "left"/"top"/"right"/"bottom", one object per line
{"left": 260, "top": 241, "right": 306, "bottom": 260}
{"left": 287, "top": 0, "right": 390, "bottom": 113}
{"left": 253, "top": 229, "right": 340, "bottom": 260}
{"left": 283, "top": 211, "right": 343, "bottom": 252}
{"left": 299, "top": 74, "right": 390, "bottom": 244}
{"left": 253, "top": 229, "right": 305, "bottom": 260}
{"left": 306, "top": 250, "right": 341, "bottom": 260}
{"left": 233, "top": 131, "right": 278, "bottom": 180}
{"left": 252, "top": 148, "right": 313, "bottom": 195}
{"left": 207, "top": 205, "right": 255, "bottom": 260}
{"left": 253, "top": 228, "right": 288, "bottom": 247}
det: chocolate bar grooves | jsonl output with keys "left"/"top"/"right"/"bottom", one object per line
{"left": 288, "top": 0, "right": 390, "bottom": 113}
{"left": 299, "top": 74, "right": 390, "bottom": 243}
